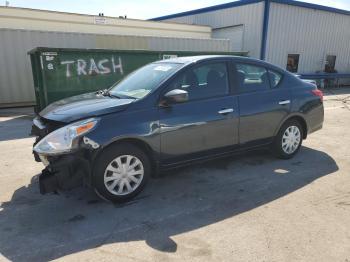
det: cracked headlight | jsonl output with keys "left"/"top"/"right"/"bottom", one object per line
{"left": 34, "top": 118, "right": 99, "bottom": 156}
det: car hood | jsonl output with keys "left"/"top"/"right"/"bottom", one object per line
{"left": 39, "top": 92, "right": 135, "bottom": 123}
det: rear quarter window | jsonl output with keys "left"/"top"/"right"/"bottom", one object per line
{"left": 236, "top": 63, "right": 270, "bottom": 93}
{"left": 268, "top": 70, "right": 282, "bottom": 88}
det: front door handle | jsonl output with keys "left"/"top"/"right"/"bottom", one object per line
{"left": 279, "top": 100, "right": 291, "bottom": 105}
{"left": 218, "top": 108, "right": 234, "bottom": 115}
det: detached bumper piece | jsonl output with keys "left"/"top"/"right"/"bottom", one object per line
{"left": 39, "top": 154, "right": 91, "bottom": 194}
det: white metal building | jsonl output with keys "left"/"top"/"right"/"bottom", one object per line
{"left": 152, "top": 0, "right": 350, "bottom": 76}
{"left": 0, "top": 7, "right": 231, "bottom": 107}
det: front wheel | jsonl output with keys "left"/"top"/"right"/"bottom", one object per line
{"left": 272, "top": 120, "right": 303, "bottom": 159}
{"left": 93, "top": 143, "right": 150, "bottom": 203}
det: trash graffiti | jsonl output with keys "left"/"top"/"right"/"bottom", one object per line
{"left": 61, "top": 56, "right": 124, "bottom": 78}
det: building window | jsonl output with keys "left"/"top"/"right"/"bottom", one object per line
{"left": 286, "top": 54, "right": 299, "bottom": 73}
{"left": 325, "top": 55, "right": 337, "bottom": 73}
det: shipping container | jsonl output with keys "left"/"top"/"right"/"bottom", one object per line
{"left": 29, "top": 47, "right": 247, "bottom": 111}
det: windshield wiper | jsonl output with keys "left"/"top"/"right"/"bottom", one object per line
{"left": 96, "top": 89, "right": 138, "bottom": 100}
{"left": 114, "top": 93, "right": 137, "bottom": 99}
{"left": 96, "top": 89, "right": 121, "bottom": 99}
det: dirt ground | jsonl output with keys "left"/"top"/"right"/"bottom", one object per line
{"left": 0, "top": 88, "right": 349, "bottom": 262}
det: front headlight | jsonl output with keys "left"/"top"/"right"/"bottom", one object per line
{"left": 34, "top": 118, "right": 99, "bottom": 156}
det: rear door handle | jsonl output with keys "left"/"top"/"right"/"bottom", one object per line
{"left": 218, "top": 108, "right": 234, "bottom": 115}
{"left": 279, "top": 100, "right": 291, "bottom": 105}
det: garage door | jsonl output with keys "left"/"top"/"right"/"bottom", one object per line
{"left": 212, "top": 25, "right": 244, "bottom": 52}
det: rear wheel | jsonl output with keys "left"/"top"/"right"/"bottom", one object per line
{"left": 272, "top": 120, "right": 303, "bottom": 159}
{"left": 93, "top": 143, "right": 150, "bottom": 202}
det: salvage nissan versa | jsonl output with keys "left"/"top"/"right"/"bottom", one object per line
{"left": 31, "top": 56, "right": 324, "bottom": 202}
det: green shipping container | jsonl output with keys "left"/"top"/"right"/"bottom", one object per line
{"left": 29, "top": 47, "right": 247, "bottom": 111}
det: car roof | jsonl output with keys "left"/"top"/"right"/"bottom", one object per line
{"left": 156, "top": 55, "right": 281, "bottom": 70}
{"left": 156, "top": 55, "right": 238, "bottom": 64}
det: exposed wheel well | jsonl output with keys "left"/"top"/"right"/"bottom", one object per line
{"left": 284, "top": 116, "right": 308, "bottom": 139}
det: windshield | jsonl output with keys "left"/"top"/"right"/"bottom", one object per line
{"left": 109, "top": 63, "right": 182, "bottom": 99}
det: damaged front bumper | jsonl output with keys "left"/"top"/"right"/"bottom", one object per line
{"left": 38, "top": 153, "right": 92, "bottom": 194}
{"left": 31, "top": 116, "right": 100, "bottom": 194}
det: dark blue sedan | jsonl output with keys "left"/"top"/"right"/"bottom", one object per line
{"left": 32, "top": 55, "right": 324, "bottom": 202}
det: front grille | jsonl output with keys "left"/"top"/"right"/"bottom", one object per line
{"left": 40, "top": 117, "right": 64, "bottom": 133}
{"left": 31, "top": 116, "right": 65, "bottom": 139}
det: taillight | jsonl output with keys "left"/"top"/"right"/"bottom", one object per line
{"left": 311, "top": 89, "right": 323, "bottom": 102}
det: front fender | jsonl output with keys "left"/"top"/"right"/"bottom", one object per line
{"left": 84, "top": 108, "right": 160, "bottom": 155}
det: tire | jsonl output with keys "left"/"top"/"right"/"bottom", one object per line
{"left": 272, "top": 119, "right": 303, "bottom": 159}
{"left": 93, "top": 143, "right": 150, "bottom": 203}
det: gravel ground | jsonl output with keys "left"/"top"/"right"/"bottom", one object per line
{"left": 0, "top": 88, "right": 349, "bottom": 262}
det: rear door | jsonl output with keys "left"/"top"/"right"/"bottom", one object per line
{"left": 158, "top": 61, "right": 239, "bottom": 165}
{"left": 233, "top": 62, "right": 291, "bottom": 145}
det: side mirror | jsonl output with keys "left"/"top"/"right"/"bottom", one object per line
{"left": 161, "top": 89, "right": 189, "bottom": 106}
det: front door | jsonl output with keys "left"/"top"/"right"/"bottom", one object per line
{"left": 159, "top": 61, "right": 239, "bottom": 165}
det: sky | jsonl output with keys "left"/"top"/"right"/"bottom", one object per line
{"left": 2, "top": 0, "right": 350, "bottom": 19}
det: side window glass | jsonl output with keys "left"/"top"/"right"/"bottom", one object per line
{"left": 236, "top": 63, "right": 270, "bottom": 93}
{"left": 168, "top": 73, "right": 188, "bottom": 90}
{"left": 167, "top": 62, "right": 229, "bottom": 101}
{"left": 268, "top": 70, "right": 282, "bottom": 88}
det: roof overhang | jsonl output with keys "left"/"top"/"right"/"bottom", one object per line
{"left": 150, "top": 0, "right": 350, "bottom": 21}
